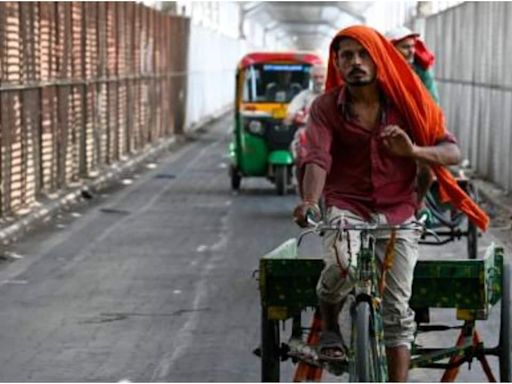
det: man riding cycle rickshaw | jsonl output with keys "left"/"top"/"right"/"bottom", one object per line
{"left": 256, "top": 26, "right": 508, "bottom": 383}
{"left": 292, "top": 25, "right": 489, "bottom": 382}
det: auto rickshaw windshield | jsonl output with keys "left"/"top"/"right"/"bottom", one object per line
{"left": 243, "top": 63, "right": 312, "bottom": 103}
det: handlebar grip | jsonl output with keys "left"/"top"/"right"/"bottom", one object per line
{"left": 305, "top": 208, "right": 320, "bottom": 227}
{"left": 417, "top": 208, "right": 432, "bottom": 226}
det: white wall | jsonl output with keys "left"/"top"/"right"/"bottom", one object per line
{"left": 363, "top": 1, "right": 466, "bottom": 36}
{"left": 185, "top": 25, "right": 247, "bottom": 129}
{"left": 364, "top": 1, "right": 417, "bottom": 34}
{"left": 424, "top": 2, "right": 512, "bottom": 191}
{"left": 172, "top": 2, "right": 246, "bottom": 129}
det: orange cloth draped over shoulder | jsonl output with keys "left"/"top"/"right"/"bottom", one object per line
{"left": 325, "top": 25, "right": 489, "bottom": 231}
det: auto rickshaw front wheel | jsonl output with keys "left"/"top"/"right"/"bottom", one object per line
{"left": 275, "top": 165, "right": 288, "bottom": 196}
{"left": 230, "top": 165, "right": 241, "bottom": 191}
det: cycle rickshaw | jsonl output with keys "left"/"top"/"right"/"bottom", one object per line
{"left": 421, "top": 166, "right": 480, "bottom": 259}
{"left": 255, "top": 208, "right": 510, "bottom": 382}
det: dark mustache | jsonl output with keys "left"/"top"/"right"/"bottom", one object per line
{"left": 349, "top": 68, "right": 366, "bottom": 76}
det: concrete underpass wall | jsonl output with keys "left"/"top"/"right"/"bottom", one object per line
{"left": 424, "top": 2, "right": 512, "bottom": 192}
{"left": 184, "top": 24, "right": 247, "bottom": 131}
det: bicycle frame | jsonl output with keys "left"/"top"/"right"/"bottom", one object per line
{"left": 348, "top": 227, "right": 388, "bottom": 382}
{"left": 298, "top": 217, "right": 426, "bottom": 381}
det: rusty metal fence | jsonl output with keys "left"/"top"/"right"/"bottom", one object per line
{"left": 0, "top": 2, "right": 190, "bottom": 218}
{"left": 424, "top": 2, "right": 512, "bottom": 192}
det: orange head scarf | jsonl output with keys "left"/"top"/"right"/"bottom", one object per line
{"left": 326, "top": 25, "right": 489, "bottom": 231}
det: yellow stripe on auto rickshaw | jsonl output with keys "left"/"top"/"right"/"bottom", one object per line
{"left": 241, "top": 103, "right": 288, "bottom": 119}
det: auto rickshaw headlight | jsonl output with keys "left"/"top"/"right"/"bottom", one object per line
{"left": 247, "top": 120, "right": 264, "bottom": 135}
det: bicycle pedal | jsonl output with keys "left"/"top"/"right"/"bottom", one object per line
{"left": 324, "top": 360, "right": 348, "bottom": 376}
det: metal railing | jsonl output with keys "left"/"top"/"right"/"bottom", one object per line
{"left": 0, "top": 2, "right": 190, "bottom": 218}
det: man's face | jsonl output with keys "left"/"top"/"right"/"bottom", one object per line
{"left": 395, "top": 37, "right": 416, "bottom": 63}
{"left": 311, "top": 67, "right": 325, "bottom": 93}
{"left": 335, "top": 38, "right": 377, "bottom": 87}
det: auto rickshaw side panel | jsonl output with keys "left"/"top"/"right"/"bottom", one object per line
{"left": 234, "top": 106, "right": 292, "bottom": 177}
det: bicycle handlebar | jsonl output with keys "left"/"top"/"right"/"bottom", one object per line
{"left": 306, "top": 211, "right": 428, "bottom": 230}
{"left": 299, "top": 211, "right": 439, "bottom": 246}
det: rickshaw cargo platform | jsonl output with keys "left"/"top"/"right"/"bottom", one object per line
{"left": 257, "top": 237, "right": 510, "bottom": 382}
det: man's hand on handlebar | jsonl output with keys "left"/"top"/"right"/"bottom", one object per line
{"left": 416, "top": 205, "right": 433, "bottom": 227}
{"left": 293, "top": 200, "right": 321, "bottom": 228}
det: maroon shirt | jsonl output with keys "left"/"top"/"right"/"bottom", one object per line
{"left": 303, "top": 86, "right": 456, "bottom": 225}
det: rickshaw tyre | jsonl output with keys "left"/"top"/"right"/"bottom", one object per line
{"left": 467, "top": 220, "right": 478, "bottom": 259}
{"left": 261, "top": 311, "right": 280, "bottom": 382}
{"left": 499, "top": 263, "right": 511, "bottom": 382}
{"left": 354, "top": 301, "right": 377, "bottom": 382}
{"left": 467, "top": 182, "right": 479, "bottom": 260}
{"left": 230, "top": 167, "right": 241, "bottom": 191}
{"left": 275, "top": 166, "right": 288, "bottom": 196}
{"left": 425, "top": 191, "right": 464, "bottom": 228}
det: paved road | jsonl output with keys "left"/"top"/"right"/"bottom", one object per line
{"left": 0, "top": 115, "right": 508, "bottom": 382}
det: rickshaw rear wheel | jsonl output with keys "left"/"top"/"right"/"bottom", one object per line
{"left": 275, "top": 165, "right": 288, "bottom": 196}
{"left": 261, "top": 310, "right": 280, "bottom": 382}
{"left": 230, "top": 166, "right": 241, "bottom": 191}
{"left": 466, "top": 182, "right": 479, "bottom": 259}
{"left": 499, "top": 263, "right": 511, "bottom": 382}
{"left": 467, "top": 220, "right": 478, "bottom": 259}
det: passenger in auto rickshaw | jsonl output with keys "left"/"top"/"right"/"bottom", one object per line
{"left": 286, "top": 65, "right": 327, "bottom": 197}
{"left": 286, "top": 65, "right": 327, "bottom": 124}
{"left": 265, "top": 70, "right": 302, "bottom": 102}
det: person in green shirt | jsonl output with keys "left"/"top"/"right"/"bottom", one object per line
{"left": 386, "top": 27, "right": 440, "bottom": 103}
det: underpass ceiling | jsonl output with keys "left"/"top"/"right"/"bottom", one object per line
{"left": 242, "top": 1, "right": 374, "bottom": 52}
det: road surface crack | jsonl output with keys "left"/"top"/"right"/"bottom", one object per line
{"left": 79, "top": 308, "right": 211, "bottom": 324}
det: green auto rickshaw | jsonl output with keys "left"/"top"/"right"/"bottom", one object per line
{"left": 228, "top": 52, "right": 323, "bottom": 195}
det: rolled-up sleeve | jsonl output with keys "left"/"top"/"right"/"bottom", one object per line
{"left": 303, "top": 99, "right": 333, "bottom": 173}
{"left": 435, "top": 131, "right": 458, "bottom": 145}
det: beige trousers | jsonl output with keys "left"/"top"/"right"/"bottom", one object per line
{"left": 316, "top": 207, "right": 420, "bottom": 348}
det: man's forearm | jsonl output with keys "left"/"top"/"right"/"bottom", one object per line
{"left": 302, "top": 163, "right": 326, "bottom": 203}
{"left": 412, "top": 142, "right": 461, "bottom": 166}
{"left": 416, "top": 162, "right": 433, "bottom": 203}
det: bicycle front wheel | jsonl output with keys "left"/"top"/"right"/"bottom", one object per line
{"left": 351, "top": 301, "right": 387, "bottom": 382}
